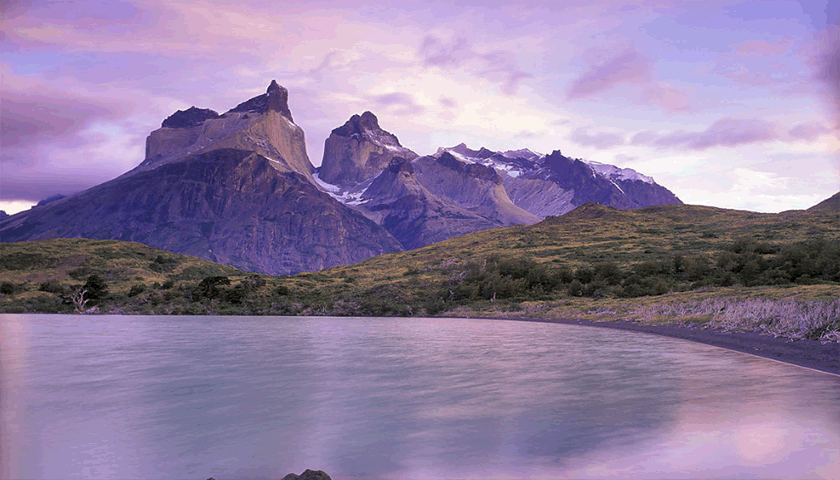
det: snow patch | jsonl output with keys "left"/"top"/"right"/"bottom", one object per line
{"left": 312, "top": 172, "right": 369, "bottom": 205}
{"left": 586, "top": 160, "right": 654, "bottom": 184}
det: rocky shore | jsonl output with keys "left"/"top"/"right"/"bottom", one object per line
{"left": 497, "top": 316, "right": 840, "bottom": 376}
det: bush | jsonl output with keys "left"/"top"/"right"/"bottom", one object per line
{"left": 0, "top": 282, "right": 17, "bottom": 295}
{"left": 128, "top": 284, "right": 146, "bottom": 297}
{"left": 194, "top": 276, "right": 230, "bottom": 300}
{"left": 39, "top": 279, "right": 65, "bottom": 294}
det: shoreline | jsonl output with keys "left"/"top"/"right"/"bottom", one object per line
{"left": 477, "top": 316, "right": 840, "bottom": 376}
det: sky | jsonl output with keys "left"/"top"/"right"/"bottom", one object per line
{"left": 1, "top": 0, "right": 838, "bottom": 215}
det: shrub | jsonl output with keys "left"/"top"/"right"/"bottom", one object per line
{"left": 194, "top": 276, "right": 230, "bottom": 300}
{"left": 128, "top": 284, "right": 146, "bottom": 297}
{"left": 0, "top": 282, "right": 17, "bottom": 295}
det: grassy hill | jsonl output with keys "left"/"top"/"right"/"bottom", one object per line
{"left": 1, "top": 202, "right": 838, "bottom": 341}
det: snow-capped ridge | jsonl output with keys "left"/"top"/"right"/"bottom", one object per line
{"left": 585, "top": 160, "right": 654, "bottom": 184}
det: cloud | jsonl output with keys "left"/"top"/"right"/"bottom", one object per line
{"left": 569, "top": 128, "right": 626, "bottom": 150}
{"left": 0, "top": 95, "right": 118, "bottom": 150}
{"left": 417, "top": 34, "right": 532, "bottom": 95}
{"left": 788, "top": 122, "right": 830, "bottom": 140}
{"left": 642, "top": 83, "right": 690, "bottom": 113}
{"left": 732, "top": 38, "right": 794, "bottom": 56}
{"left": 439, "top": 96, "right": 457, "bottom": 108}
{"left": 567, "top": 49, "right": 651, "bottom": 99}
{"left": 370, "top": 92, "right": 425, "bottom": 115}
{"left": 566, "top": 46, "right": 689, "bottom": 113}
{"left": 631, "top": 118, "right": 779, "bottom": 150}
{"left": 812, "top": 25, "right": 840, "bottom": 125}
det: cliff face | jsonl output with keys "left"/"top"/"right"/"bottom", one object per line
{"left": 412, "top": 153, "right": 540, "bottom": 226}
{"left": 142, "top": 81, "right": 314, "bottom": 182}
{"left": 356, "top": 158, "right": 501, "bottom": 249}
{"left": 0, "top": 149, "right": 402, "bottom": 275}
{"left": 318, "top": 111, "right": 417, "bottom": 187}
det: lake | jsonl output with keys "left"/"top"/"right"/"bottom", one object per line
{"left": 1, "top": 315, "right": 838, "bottom": 480}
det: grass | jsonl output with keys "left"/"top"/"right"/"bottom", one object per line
{"left": 1, "top": 203, "right": 838, "bottom": 342}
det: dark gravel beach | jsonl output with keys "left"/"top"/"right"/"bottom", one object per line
{"left": 493, "top": 317, "right": 840, "bottom": 376}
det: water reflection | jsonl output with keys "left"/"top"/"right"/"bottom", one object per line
{"left": 1, "top": 315, "right": 838, "bottom": 480}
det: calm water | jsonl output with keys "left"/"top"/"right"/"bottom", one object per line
{"left": 1, "top": 315, "right": 838, "bottom": 480}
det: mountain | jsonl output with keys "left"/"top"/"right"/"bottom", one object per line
{"left": 434, "top": 145, "right": 682, "bottom": 217}
{"left": 315, "top": 114, "right": 538, "bottom": 249}
{"left": 807, "top": 192, "right": 840, "bottom": 213}
{"left": 0, "top": 83, "right": 403, "bottom": 275}
{"left": 141, "top": 80, "right": 315, "bottom": 182}
{"left": 1, "top": 80, "right": 685, "bottom": 274}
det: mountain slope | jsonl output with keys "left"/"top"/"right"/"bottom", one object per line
{"left": 807, "top": 191, "right": 840, "bottom": 213}
{"left": 1, "top": 148, "right": 402, "bottom": 275}
{"left": 355, "top": 158, "right": 501, "bottom": 249}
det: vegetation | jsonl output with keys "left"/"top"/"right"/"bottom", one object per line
{"left": 1, "top": 203, "right": 838, "bottom": 341}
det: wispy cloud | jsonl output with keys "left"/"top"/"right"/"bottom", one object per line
{"left": 370, "top": 92, "right": 425, "bottom": 115}
{"left": 418, "top": 34, "right": 533, "bottom": 95}
{"left": 569, "top": 128, "right": 626, "bottom": 150}
{"left": 788, "top": 122, "right": 830, "bottom": 140}
{"left": 566, "top": 46, "right": 689, "bottom": 113}
{"left": 732, "top": 38, "right": 795, "bottom": 56}
{"left": 631, "top": 118, "right": 779, "bottom": 150}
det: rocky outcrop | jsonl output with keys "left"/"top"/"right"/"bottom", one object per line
{"left": 281, "top": 469, "right": 332, "bottom": 480}
{"left": 35, "top": 194, "right": 67, "bottom": 207}
{"left": 162, "top": 107, "right": 220, "bottom": 128}
{"left": 142, "top": 81, "right": 314, "bottom": 182}
{"left": 0, "top": 149, "right": 402, "bottom": 275}
{"left": 318, "top": 111, "right": 417, "bottom": 187}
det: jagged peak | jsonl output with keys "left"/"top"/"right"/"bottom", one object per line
{"left": 228, "top": 79, "right": 294, "bottom": 122}
{"left": 331, "top": 111, "right": 403, "bottom": 148}
{"left": 333, "top": 111, "right": 379, "bottom": 135}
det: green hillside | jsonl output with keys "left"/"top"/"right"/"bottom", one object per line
{"left": 1, "top": 203, "right": 838, "bottom": 341}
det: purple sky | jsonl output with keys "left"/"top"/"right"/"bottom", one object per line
{"left": 1, "top": 0, "right": 838, "bottom": 215}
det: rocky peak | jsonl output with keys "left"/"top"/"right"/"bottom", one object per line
{"left": 141, "top": 80, "right": 313, "bottom": 182}
{"left": 332, "top": 111, "right": 398, "bottom": 145}
{"left": 319, "top": 112, "right": 417, "bottom": 187}
{"left": 229, "top": 80, "right": 294, "bottom": 122}
{"left": 161, "top": 107, "right": 220, "bottom": 129}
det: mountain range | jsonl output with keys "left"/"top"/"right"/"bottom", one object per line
{"left": 1, "top": 81, "right": 682, "bottom": 275}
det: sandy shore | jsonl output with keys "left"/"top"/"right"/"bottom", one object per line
{"left": 488, "top": 317, "right": 840, "bottom": 376}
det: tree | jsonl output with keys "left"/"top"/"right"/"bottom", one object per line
{"left": 83, "top": 274, "right": 109, "bottom": 304}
